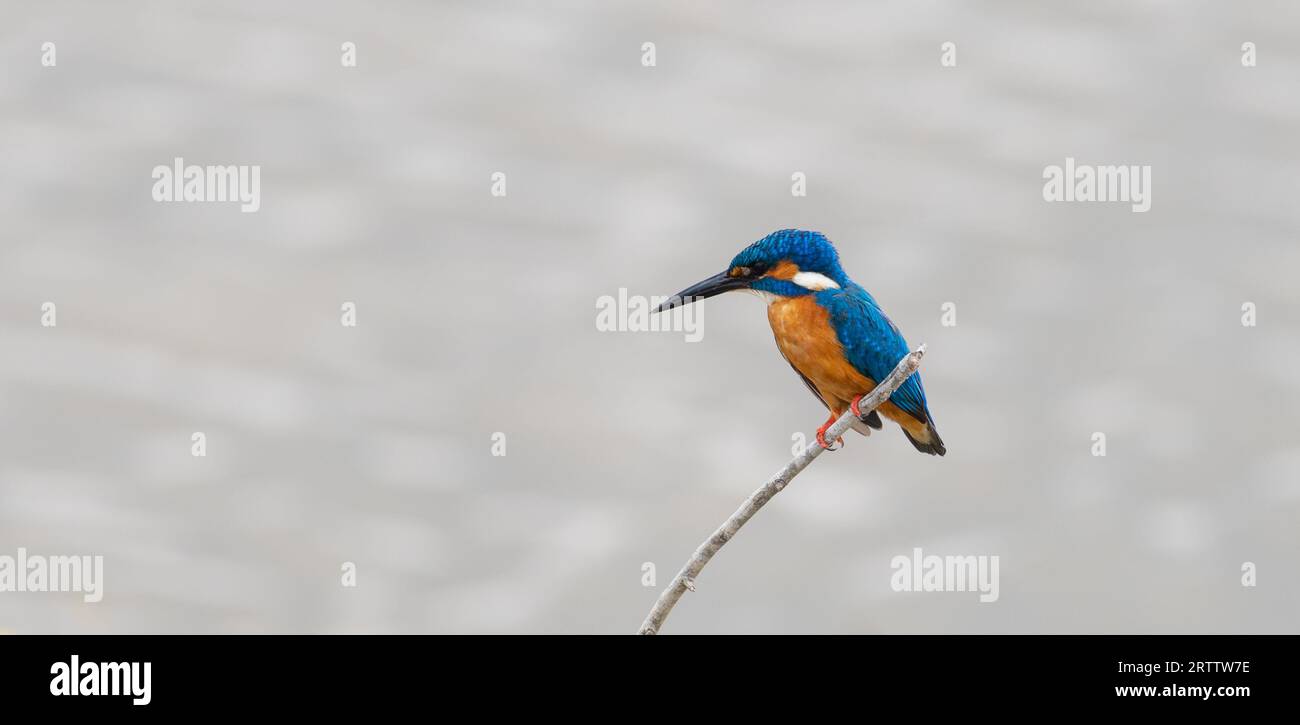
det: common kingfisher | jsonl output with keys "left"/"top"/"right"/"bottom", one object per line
{"left": 655, "top": 229, "right": 945, "bottom": 456}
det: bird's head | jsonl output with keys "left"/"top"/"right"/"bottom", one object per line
{"left": 655, "top": 229, "right": 848, "bottom": 312}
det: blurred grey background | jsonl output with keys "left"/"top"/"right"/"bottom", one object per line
{"left": 1, "top": 0, "right": 1297, "bottom": 634}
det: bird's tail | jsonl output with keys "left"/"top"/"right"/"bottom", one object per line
{"left": 902, "top": 418, "right": 946, "bottom": 457}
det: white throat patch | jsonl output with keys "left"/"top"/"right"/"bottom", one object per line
{"left": 791, "top": 271, "right": 841, "bottom": 291}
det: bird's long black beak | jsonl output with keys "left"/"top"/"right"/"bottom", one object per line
{"left": 654, "top": 270, "right": 749, "bottom": 313}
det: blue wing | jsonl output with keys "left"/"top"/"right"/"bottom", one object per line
{"left": 817, "top": 284, "right": 931, "bottom": 423}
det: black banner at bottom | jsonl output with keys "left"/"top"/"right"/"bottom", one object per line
{"left": 0, "top": 634, "right": 1287, "bottom": 712}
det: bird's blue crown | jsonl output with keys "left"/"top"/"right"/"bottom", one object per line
{"left": 730, "top": 229, "right": 849, "bottom": 291}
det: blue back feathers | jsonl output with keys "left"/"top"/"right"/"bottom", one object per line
{"left": 821, "top": 283, "right": 931, "bottom": 423}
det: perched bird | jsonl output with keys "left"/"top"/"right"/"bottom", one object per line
{"left": 655, "top": 229, "right": 945, "bottom": 455}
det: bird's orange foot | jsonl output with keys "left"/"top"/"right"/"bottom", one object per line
{"left": 850, "top": 394, "right": 867, "bottom": 419}
{"left": 815, "top": 414, "right": 843, "bottom": 451}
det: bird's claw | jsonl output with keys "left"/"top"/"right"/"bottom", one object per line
{"left": 815, "top": 419, "right": 844, "bottom": 451}
{"left": 817, "top": 432, "right": 843, "bottom": 451}
{"left": 850, "top": 394, "right": 867, "bottom": 420}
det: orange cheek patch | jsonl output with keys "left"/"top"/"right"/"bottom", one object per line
{"left": 767, "top": 260, "right": 800, "bottom": 280}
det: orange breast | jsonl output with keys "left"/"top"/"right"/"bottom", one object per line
{"left": 767, "top": 296, "right": 876, "bottom": 415}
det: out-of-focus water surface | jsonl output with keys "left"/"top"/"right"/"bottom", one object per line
{"left": 1, "top": 0, "right": 1297, "bottom": 633}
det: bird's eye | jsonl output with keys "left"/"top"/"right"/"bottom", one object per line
{"left": 749, "top": 262, "right": 768, "bottom": 275}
